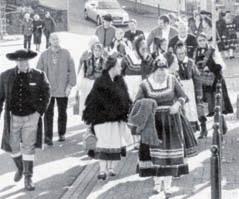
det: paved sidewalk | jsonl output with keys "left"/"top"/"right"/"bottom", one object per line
{"left": 62, "top": 116, "right": 239, "bottom": 199}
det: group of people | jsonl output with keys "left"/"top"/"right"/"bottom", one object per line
{"left": 0, "top": 9, "right": 234, "bottom": 199}
{"left": 22, "top": 11, "right": 56, "bottom": 51}
{"left": 78, "top": 12, "right": 233, "bottom": 198}
{"left": 0, "top": 33, "right": 76, "bottom": 191}
{"left": 188, "top": 9, "right": 239, "bottom": 59}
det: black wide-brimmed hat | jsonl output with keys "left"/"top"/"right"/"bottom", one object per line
{"left": 6, "top": 49, "right": 37, "bottom": 61}
{"left": 200, "top": 10, "right": 212, "bottom": 17}
{"left": 103, "top": 14, "right": 113, "bottom": 22}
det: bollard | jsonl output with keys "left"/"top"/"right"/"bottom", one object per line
{"left": 211, "top": 80, "right": 222, "bottom": 199}
{"left": 210, "top": 145, "right": 221, "bottom": 199}
{"left": 236, "top": 94, "right": 239, "bottom": 119}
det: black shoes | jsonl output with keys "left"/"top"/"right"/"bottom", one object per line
{"left": 97, "top": 172, "right": 107, "bottom": 180}
{"left": 13, "top": 156, "right": 23, "bottom": 182}
{"left": 198, "top": 120, "right": 208, "bottom": 139}
{"left": 108, "top": 170, "right": 116, "bottom": 177}
{"left": 45, "top": 137, "right": 53, "bottom": 146}
{"left": 58, "top": 135, "right": 65, "bottom": 142}
{"left": 24, "top": 176, "right": 35, "bottom": 191}
{"left": 45, "top": 135, "right": 66, "bottom": 144}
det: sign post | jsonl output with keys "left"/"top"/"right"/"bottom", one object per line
{"left": 211, "top": 0, "right": 217, "bottom": 47}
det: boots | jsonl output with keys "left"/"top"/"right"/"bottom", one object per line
{"left": 13, "top": 156, "right": 23, "bottom": 182}
{"left": 198, "top": 117, "right": 208, "bottom": 139}
{"left": 23, "top": 161, "right": 35, "bottom": 191}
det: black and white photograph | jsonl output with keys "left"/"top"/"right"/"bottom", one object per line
{"left": 0, "top": 0, "right": 239, "bottom": 198}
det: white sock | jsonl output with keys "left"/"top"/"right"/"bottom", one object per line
{"left": 164, "top": 176, "right": 172, "bottom": 193}
{"left": 99, "top": 160, "right": 107, "bottom": 173}
{"left": 154, "top": 177, "right": 163, "bottom": 191}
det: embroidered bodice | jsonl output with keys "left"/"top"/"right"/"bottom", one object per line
{"left": 136, "top": 75, "right": 187, "bottom": 107}
{"left": 83, "top": 55, "right": 104, "bottom": 80}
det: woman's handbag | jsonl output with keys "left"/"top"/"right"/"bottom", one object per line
{"left": 200, "top": 71, "right": 215, "bottom": 86}
{"left": 83, "top": 126, "right": 97, "bottom": 151}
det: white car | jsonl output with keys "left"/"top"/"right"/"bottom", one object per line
{"left": 84, "top": 0, "right": 130, "bottom": 26}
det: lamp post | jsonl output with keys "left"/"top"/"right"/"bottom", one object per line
{"left": 67, "top": 0, "right": 70, "bottom": 31}
{"left": 211, "top": 0, "right": 216, "bottom": 47}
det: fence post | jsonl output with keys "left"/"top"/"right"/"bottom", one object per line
{"left": 210, "top": 145, "right": 221, "bottom": 199}
{"left": 157, "top": 4, "right": 160, "bottom": 17}
{"left": 211, "top": 80, "right": 222, "bottom": 199}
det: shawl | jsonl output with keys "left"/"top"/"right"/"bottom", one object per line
{"left": 82, "top": 72, "right": 132, "bottom": 125}
{"left": 128, "top": 98, "right": 161, "bottom": 146}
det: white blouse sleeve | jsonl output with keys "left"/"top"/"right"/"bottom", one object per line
{"left": 213, "top": 47, "right": 226, "bottom": 71}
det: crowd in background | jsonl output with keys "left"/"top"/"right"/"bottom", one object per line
{"left": 77, "top": 10, "right": 234, "bottom": 198}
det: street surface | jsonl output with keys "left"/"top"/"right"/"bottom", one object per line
{"left": 0, "top": 0, "right": 239, "bottom": 199}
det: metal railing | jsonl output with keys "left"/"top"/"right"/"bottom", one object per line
{"left": 210, "top": 80, "right": 223, "bottom": 199}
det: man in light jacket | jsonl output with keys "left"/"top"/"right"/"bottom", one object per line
{"left": 43, "top": 11, "right": 56, "bottom": 49}
{"left": 37, "top": 33, "right": 76, "bottom": 145}
{"left": 147, "top": 15, "right": 178, "bottom": 52}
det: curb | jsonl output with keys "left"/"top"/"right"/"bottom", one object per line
{"left": 61, "top": 163, "right": 99, "bottom": 199}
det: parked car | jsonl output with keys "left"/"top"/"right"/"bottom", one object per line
{"left": 84, "top": 0, "right": 130, "bottom": 26}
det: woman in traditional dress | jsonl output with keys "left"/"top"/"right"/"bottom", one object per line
{"left": 33, "top": 14, "right": 43, "bottom": 51}
{"left": 78, "top": 36, "right": 100, "bottom": 74}
{"left": 223, "top": 11, "right": 237, "bottom": 59}
{"left": 169, "top": 21, "right": 198, "bottom": 59}
{"left": 133, "top": 57, "right": 193, "bottom": 197}
{"left": 121, "top": 35, "right": 154, "bottom": 100}
{"left": 109, "top": 28, "right": 131, "bottom": 57}
{"left": 77, "top": 42, "right": 105, "bottom": 116}
{"left": 82, "top": 55, "right": 132, "bottom": 180}
{"left": 121, "top": 35, "right": 154, "bottom": 149}
{"left": 202, "top": 17, "right": 214, "bottom": 43}
{"left": 194, "top": 32, "right": 233, "bottom": 136}
{"left": 188, "top": 11, "right": 203, "bottom": 37}
{"left": 175, "top": 41, "right": 204, "bottom": 134}
{"left": 153, "top": 37, "right": 179, "bottom": 76}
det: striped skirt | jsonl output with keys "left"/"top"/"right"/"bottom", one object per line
{"left": 138, "top": 108, "right": 192, "bottom": 177}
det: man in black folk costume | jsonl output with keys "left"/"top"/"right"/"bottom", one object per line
{"left": 0, "top": 50, "right": 50, "bottom": 191}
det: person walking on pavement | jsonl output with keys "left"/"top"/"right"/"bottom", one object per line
{"left": 43, "top": 11, "right": 56, "bottom": 49}
{"left": 22, "top": 13, "right": 33, "bottom": 50}
{"left": 147, "top": 15, "right": 178, "bottom": 52}
{"left": 130, "top": 57, "right": 191, "bottom": 198}
{"left": 0, "top": 49, "right": 50, "bottom": 191}
{"left": 174, "top": 41, "right": 203, "bottom": 133}
{"left": 194, "top": 32, "right": 233, "bottom": 138}
{"left": 83, "top": 55, "right": 132, "bottom": 180}
{"left": 124, "top": 19, "right": 145, "bottom": 47}
{"left": 37, "top": 33, "right": 77, "bottom": 145}
{"left": 95, "top": 14, "right": 116, "bottom": 50}
{"left": 33, "top": 14, "right": 43, "bottom": 52}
